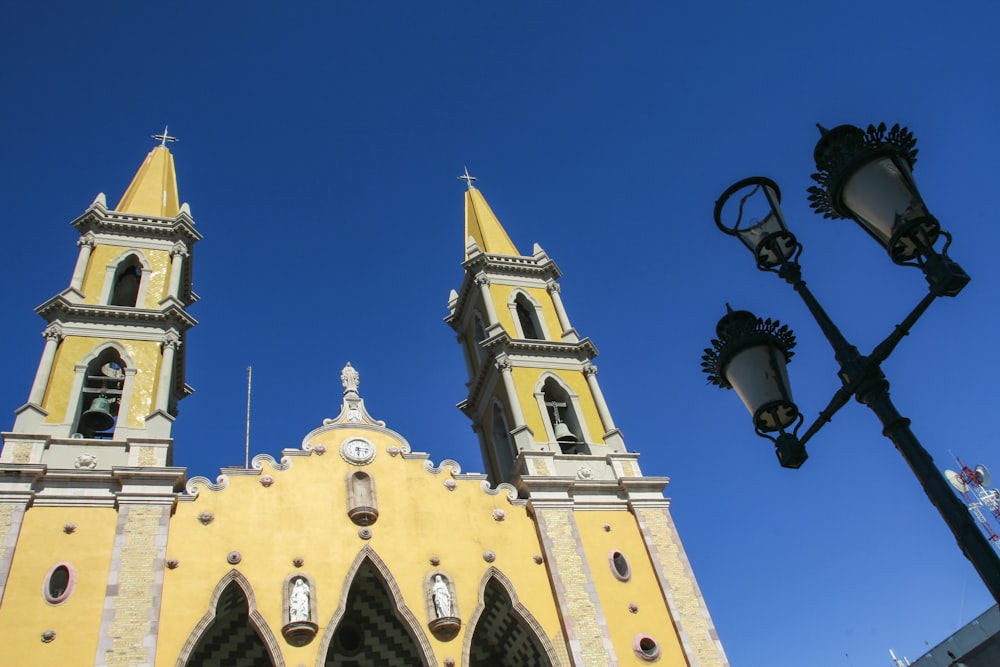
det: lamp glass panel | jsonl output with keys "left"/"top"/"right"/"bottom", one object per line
{"left": 724, "top": 344, "right": 792, "bottom": 420}
{"left": 737, "top": 211, "right": 795, "bottom": 266}
{"left": 842, "top": 157, "right": 928, "bottom": 246}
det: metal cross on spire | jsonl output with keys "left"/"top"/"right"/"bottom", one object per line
{"left": 152, "top": 126, "right": 178, "bottom": 147}
{"left": 457, "top": 166, "right": 477, "bottom": 190}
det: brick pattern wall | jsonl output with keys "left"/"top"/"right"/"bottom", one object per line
{"left": 0, "top": 503, "right": 27, "bottom": 603}
{"left": 96, "top": 504, "right": 171, "bottom": 667}
{"left": 536, "top": 508, "right": 616, "bottom": 666}
{"left": 138, "top": 447, "right": 156, "bottom": 466}
{"left": 636, "top": 507, "right": 729, "bottom": 667}
{"left": 11, "top": 443, "right": 32, "bottom": 463}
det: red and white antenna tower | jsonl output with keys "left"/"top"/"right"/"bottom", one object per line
{"left": 944, "top": 454, "right": 1000, "bottom": 554}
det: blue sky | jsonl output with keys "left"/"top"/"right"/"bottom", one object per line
{"left": 2, "top": 2, "right": 999, "bottom": 665}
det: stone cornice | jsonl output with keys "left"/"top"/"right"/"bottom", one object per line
{"left": 35, "top": 294, "right": 197, "bottom": 331}
{"left": 0, "top": 464, "right": 47, "bottom": 498}
{"left": 70, "top": 203, "right": 201, "bottom": 245}
{"left": 447, "top": 251, "right": 562, "bottom": 330}
{"left": 490, "top": 337, "right": 599, "bottom": 359}
{"left": 461, "top": 333, "right": 599, "bottom": 414}
{"left": 463, "top": 251, "right": 562, "bottom": 280}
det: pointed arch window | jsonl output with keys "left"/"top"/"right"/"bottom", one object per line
{"left": 101, "top": 250, "right": 152, "bottom": 308}
{"left": 465, "top": 571, "right": 556, "bottom": 667}
{"left": 110, "top": 255, "right": 142, "bottom": 307}
{"left": 541, "top": 377, "right": 588, "bottom": 454}
{"left": 321, "top": 558, "right": 429, "bottom": 666}
{"left": 472, "top": 313, "right": 488, "bottom": 365}
{"left": 490, "top": 401, "right": 516, "bottom": 482}
{"left": 77, "top": 348, "right": 126, "bottom": 438}
{"left": 178, "top": 574, "right": 284, "bottom": 667}
{"left": 512, "top": 292, "right": 544, "bottom": 340}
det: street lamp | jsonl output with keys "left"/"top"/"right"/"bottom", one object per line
{"left": 703, "top": 123, "right": 1000, "bottom": 603}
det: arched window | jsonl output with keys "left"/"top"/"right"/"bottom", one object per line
{"left": 465, "top": 570, "right": 557, "bottom": 667}
{"left": 490, "top": 401, "right": 516, "bottom": 482}
{"left": 178, "top": 572, "right": 284, "bottom": 667}
{"left": 541, "top": 377, "right": 588, "bottom": 454}
{"left": 77, "top": 348, "right": 126, "bottom": 438}
{"left": 472, "top": 313, "right": 488, "bottom": 365}
{"left": 320, "top": 555, "right": 431, "bottom": 666}
{"left": 513, "top": 293, "right": 543, "bottom": 340}
{"left": 110, "top": 255, "right": 142, "bottom": 307}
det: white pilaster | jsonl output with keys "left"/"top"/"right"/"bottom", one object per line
{"left": 69, "top": 234, "right": 96, "bottom": 293}
{"left": 27, "top": 325, "right": 62, "bottom": 406}
{"left": 547, "top": 281, "right": 579, "bottom": 342}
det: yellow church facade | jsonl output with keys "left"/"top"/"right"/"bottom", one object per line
{"left": 0, "top": 143, "right": 729, "bottom": 666}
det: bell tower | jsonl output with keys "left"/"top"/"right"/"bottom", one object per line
{"left": 2, "top": 135, "right": 200, "bottom": 470}
{"left": 445, "top": 177, "right": 626, "bottom": 484}
{"left": 446, "top": 177, "right": 730, "bottom": 666}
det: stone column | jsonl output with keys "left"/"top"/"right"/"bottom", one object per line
{"left": 27, "top": 325, "right": 62, "bottom": 406}
{"left": 475, "top": 274, "right": 501, "bottom": 329}
{"left": 69, "top": 234, "right": 96, "bottom": 292}
{"left": 495, "top": 356, "right": 526, "bottom": 429}
{"left": 155, "top": 332, "right": 181, "bottom": 413}
{"left": 166, "top": 241, "right": 188, "bottom": 301}
{"left": 583, "top": 364, "right": 616, "bottom": 433}
{"left": 547, "top": 281, "right": 579, "bottom": 342}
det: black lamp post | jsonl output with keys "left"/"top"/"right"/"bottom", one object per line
{"left": 703, "top": 123, "right": 1000, "bottom": 603}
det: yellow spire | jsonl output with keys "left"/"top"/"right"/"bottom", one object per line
{"left": 115, "top": 145, "right": 180, "bottom": 217}
{"left": 464, "top": 186, "right": 520, "bottom": 258}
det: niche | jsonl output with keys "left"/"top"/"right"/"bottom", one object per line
{"left": 346, "top": 471, "right": 379, "bottom": 526}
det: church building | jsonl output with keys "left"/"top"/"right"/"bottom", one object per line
{"left": 0, "top": 140, "right": 729, "bottom": 666}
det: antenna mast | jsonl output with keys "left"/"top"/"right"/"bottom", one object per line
{"left": 945, "top": 454, "right": 1000, "bottom": 554}
{"left": 245, "top": 366, "right": 252, "bottom": 468}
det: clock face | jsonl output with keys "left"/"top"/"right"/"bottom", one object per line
{"left": 340, "top": 438, "right": 375, "bottom": 465}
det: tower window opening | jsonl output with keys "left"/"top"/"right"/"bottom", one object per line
{"left": 542, "top": 378, "right": 588, "bottom": 454}
{"left": 472, "top": 313, "right": 488, "bottom": 365}
{"left": 110, "top": 256, "right": 143, "bottom": 307}
{"left": 490, "top": 402, "right": 516, "bottom": 483}
{"left": 78, "top": 349, "right": 125, "bottom": 438}
{"left": 514, "top": 294, "right": 543, "bottom": 340}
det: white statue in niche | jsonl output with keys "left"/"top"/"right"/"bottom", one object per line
{"left": 431, "top": 574, "right": 452, "bottom": 618}
{"left": 289, "top": 578, "right": 310, "bottom": 622}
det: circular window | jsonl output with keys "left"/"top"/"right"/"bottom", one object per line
{"left": 335, "top": 621, "right": 364, "bottom": 656}
{"left": 633, "top": 634, "right": 661, "bottom": 662}
{"left": 43, "top": 563, "right": 76, "bottom": 605}
{"left": 608, "top": 550, "right": 631, "bottom": 582}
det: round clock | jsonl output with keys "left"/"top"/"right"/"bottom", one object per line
{"left": 340, "top": 438, "right": 376, "bottom": 465}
